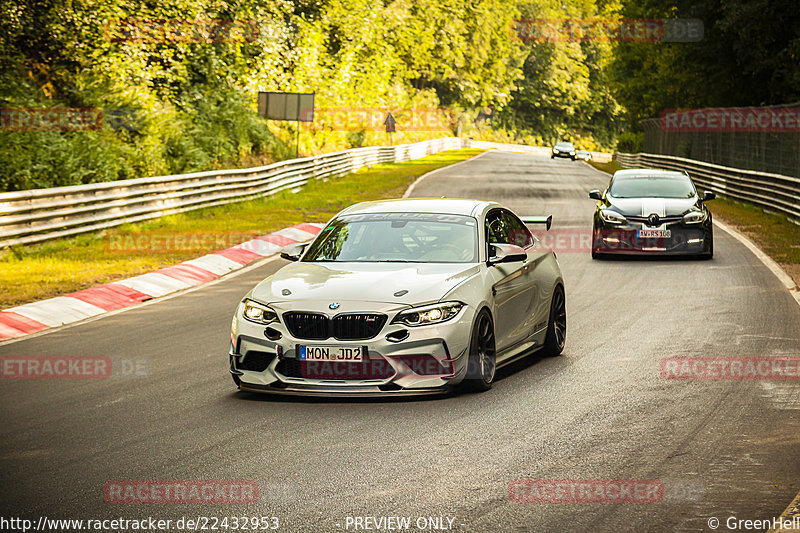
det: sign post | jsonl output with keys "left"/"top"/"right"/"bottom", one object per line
{"left": 383, "top": 112, "right": 396, "bottom": 145}
{"left": 257, "top": 92, "right": 315, "bottom": 158}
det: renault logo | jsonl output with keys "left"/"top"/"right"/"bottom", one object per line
{"left": 647, "top": 214, "right": 661, "bottom": 227}
{"left": 329, "top": 303, "right": 340, "bottom": 310}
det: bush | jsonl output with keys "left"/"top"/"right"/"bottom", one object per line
{"left": 616, "top": 131, "right": 643, "bottom": 153}
{"left": 0, "top": 91, "right": 287, "bottom": 190}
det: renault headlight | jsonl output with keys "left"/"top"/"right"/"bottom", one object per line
{"left": 393, "top": 302, "right": 464, "bottom": 327}
{"left": 683, "top": 210, "right": 707, "bottom": 224}
{"left": 242, "top": 299, "right": 278, "bottom": 325}
{"left": 600, "top": 209, "right": 627, "bottom": 225}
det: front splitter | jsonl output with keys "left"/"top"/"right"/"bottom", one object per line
{"left": 238, "top": 381, "right": 451, "bottom": 398}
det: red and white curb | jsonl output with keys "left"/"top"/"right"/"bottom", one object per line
{"left": 0, "top": 223, "right": 325, "bottom": 341}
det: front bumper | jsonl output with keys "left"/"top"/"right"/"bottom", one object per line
{"left": 592, "top": 220, "right": 712, "bottom": 255}
{"left": 229, "top": 302, "right": 474, "bottom": 396}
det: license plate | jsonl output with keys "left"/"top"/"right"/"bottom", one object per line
{"left": 298, "top": 345, "right": 364, "bottom": 361}
{"left": 637, "top": 229, "right": 671, "bottom": 238}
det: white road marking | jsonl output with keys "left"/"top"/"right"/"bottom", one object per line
{"left": 273, "top": 227, "right": 316, "bottom": 241}
{"left": 8, "top": 297, "right": 107, "bottom": 327}
{"left": 115, "top": 272, "right": 193, "bottom": 297}
{"left": 233, "top": 239, "right": 283, "bottom": 256}
{"left": 183, "top": 254, "right": 244, "bottom": 275}
{"left": 403, "top": 149, "right": 492, "bottom": 198}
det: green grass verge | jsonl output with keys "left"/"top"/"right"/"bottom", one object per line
{"left": 589, "top": 160, "right": 623, "bottom": 175}
{"left": 0, "top": 148, "right": 484, "bottom": 309}
{"left": 709, "top": 197, "right": 800, "bottom": 285}
{"left": 590, "top": 160, "right": 800, "bottom": 286}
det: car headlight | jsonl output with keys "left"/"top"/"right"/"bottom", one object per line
{"left": 392, "top": 302, "right": 464, "bottom": 327}
{"left": 683, "top": 210, "right": 707, "bottom": 224}
{"left": 599, "top": 209, "right": 627, "bottom": 225}
{"left": 553, "top": 148, "right": 559, "bottom": 153}
{"left": 570, "top": 150, "right": 576, "bottom": 155}
{"left": 241, "top": 299, "right": 278, "bottom": 325}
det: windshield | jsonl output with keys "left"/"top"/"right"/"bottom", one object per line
{"left": 555, "top": 142, "right": 574, "bottom": 149}
{"left": 302, "top": 212, "right": 479, "bottom": 263}
{"left": 609, "top": 175, "right": 697, "bottom": 199}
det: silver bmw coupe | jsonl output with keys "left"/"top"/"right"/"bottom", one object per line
{"left": 229, "top": 198, "right": 565, "bottom": 396}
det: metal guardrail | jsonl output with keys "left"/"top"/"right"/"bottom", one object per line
{"left": 0, "top": 137, "right": 465, "bottom": 248}
{"left": 614, "top": 152, "right": 800, "bottom": 222}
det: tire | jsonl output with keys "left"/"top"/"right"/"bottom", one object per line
{"left": 461, "top": 309, "right": 496, "bottom": 392}
{"left": 591, "top": 248, "right": 600, "bottom": 259}
{"left": 541, "top": 286, "right": 566, "bottom": 356}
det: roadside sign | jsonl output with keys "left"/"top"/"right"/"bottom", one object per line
{"left": 258, "top": 92, "right": 315, "bottom": 122}
{"left": 384, "top": 112, "right": 396, "bottom": 133}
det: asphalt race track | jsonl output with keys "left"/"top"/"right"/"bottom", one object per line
{"left": 1, "top": 150, "right": 799, "bottom": 532}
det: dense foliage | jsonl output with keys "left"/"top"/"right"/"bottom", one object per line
{"left": 0, "top": 0, "right": 522, "bottom": 190}
{"left": 1, "top": 0, "right": 797, "bottom": 190}
{"left": 609, "top": 0, "right": 800, "bottom": 127}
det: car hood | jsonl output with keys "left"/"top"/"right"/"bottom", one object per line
{"left": 250, "top": 262, "right": 481, "bottom": 306}
{"left": 606, "top": 197, "right": 700, "bottom": 217}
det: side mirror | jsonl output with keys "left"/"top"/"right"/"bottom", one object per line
{"left": 701, "top": 191, "right": 716, "bottom": 202}
{"left": 280, "top": 242, "right": 309, "bottom": 261}
{"left": 589, "top": 190, "right": 603, "bottom": 201}
{"left": 489, "top": 243, "right": 527, "bottom": 265}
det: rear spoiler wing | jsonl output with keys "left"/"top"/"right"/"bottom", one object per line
{"left": 520, "top": 215, "right": 553, "bottom": 231}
